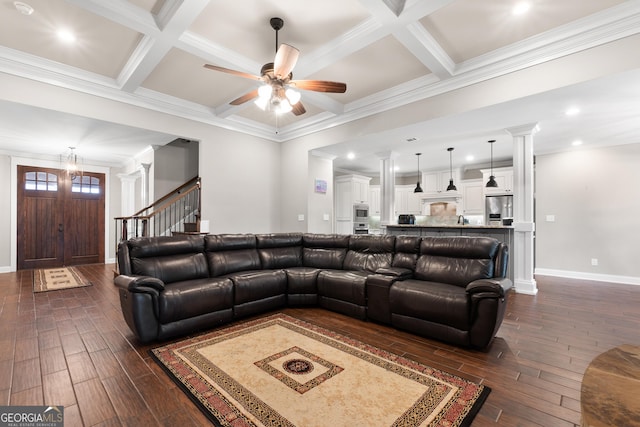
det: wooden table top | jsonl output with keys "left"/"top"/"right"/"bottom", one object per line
{"left": 580, "top": 344, "right": 640, "bottom": 427}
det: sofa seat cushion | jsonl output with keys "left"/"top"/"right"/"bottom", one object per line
{"left": 317, "top": 270, "right": 369, "bottom": 305}
{"left": 158, "top": 277, "right": 233, "bottom": 323}
{"left": 231, "top": 270, "right": 288, "bottom": 305}
{"left": 285, "top": 267, "right": 321, "bottom": 294}
{"left": 389, "top": 280, "right": 470, "bottom": 331}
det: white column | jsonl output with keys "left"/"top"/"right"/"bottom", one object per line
{"left": 507, "top": 123, "right": 539, "bottom": 295}
{"left": 140, "top": 163, "right": 151, "bottom": 208}
{"left": 117, "top": 173, "right": 139, "bottom": 216}
{"left": 376, "top": 151, "right": 396, "bottom": 226}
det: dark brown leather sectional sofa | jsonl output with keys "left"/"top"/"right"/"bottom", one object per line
{"left": 115, "top": 233, "right": 512, "bottom": 349}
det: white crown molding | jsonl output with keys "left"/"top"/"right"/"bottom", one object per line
{"left": 456, "top": 1, "right": 640, "bottom": 74}
{"left": 65, "top": 0, "right": 160, "bottom": 36}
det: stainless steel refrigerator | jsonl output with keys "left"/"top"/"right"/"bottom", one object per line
{"left": 485, "top": 195, "right": 513, "bottom": 225}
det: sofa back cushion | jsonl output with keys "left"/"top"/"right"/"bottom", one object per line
{"left": 127, "top": 235, "right": 209, "bottom": 284}
{"left": 256, "top": 233, "right": 303, "bottom": 269}
{"left": 392, "top": 236, "right": 421, "bottom": 270}
{"left": 205, "top": 234, "right": 261, "bottom": 277}
{"left": 414, "top": 236, "right": 500, "bottom": 287}
{"left": 302, "top": 234, "right": 349, "bottom": 269}
{"left": 343, "top": 235, "right": 395, "bottom": 272}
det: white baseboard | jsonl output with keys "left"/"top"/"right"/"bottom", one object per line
{"left": 0, "top": 266, "right": 11, "bottom": 273}
{"left": 535, "top": 268, "right": 640, "bottom": 286}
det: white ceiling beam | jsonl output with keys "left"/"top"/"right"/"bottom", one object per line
{"left": 118, "top": 0, "right": 210, "bottom": 92}
{"left": 393, "top": 23, "right": 454, "bottom": 78}
{"left": 357, "top": 0, "right": 457, "bottom": 79}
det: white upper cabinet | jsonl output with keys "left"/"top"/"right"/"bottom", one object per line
{"left": 369, "top": 185, "right": 380, "bottom": 215}
{"left": 395, "top": 185, "right": 422, "bottom": 215}
{"left": 421, "top": 169, "right": 461, "bottom": 195}
{"left": 460, "top": 179, "right": 484, "bottom": 215}
{"left": 334, "top": 175, "right": 371, "bottom": 221}
{"left": 481, "top": 167, "right": 513, "bottom": 195}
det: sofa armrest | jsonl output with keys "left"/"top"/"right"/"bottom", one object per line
{"left": 466, "top": 278, "right": 513, "bottom": 297}
{"left": 374, "top": 267, "right": 413, "bottom": 280}
{"left": 114, "top": 274, "right": 165, "bottom": 293}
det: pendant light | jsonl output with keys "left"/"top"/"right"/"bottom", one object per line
{"left": 446, "top": 147, "right": 457, "bottom": 191}
{"left": 414, "top": 153, "right": 423, "bottom": 193}
{"left": 486, "top": 139, "right": 498, "bottom": 188}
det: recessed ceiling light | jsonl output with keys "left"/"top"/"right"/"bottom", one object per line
{"left": 347, "top": 152, "right": 355, "bottom": 160}
{"left": 572, "top": 140, "right": 583, "bottom": 146}
{"left": 565, "top": 107, "right": 581, "bottom": 116}
{"left": 57, "top": 28, "right": 76, "bottom": 44}
{"left": 512, "top": 2, "right": 531, "bottom": 15}
{"left": 14, "top": 1, "right": 34, "bottom": 15}
{"left": 465, "top": 155, "right": 475, "bottom": 162}
{"left": 406, "top": 137, "right": 418, "bottom": 142}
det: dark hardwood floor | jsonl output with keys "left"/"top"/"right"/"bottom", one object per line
{"left": 1, "top": 264, "right": 639, "bottom": 426}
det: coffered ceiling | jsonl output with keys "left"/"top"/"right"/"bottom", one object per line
{"left": 0, "top": 0, "right": 639, "bottom": 171}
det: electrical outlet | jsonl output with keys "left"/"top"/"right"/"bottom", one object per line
{"left": 591, "top": 258, "right": 598, "bottom": 266}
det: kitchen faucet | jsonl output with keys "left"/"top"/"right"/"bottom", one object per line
{"left": 458, "top": 215, "right": 465, "bottom": 225}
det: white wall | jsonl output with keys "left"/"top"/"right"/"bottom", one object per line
{"left": 308, "top": 153, "right": 334, "bottom": 233}
{"left": 535, "top": 143, "right": 640, "bottom": 283}
{"left": 154, "top": 142, "right": 199, "bottom": 199}
{"left": 0, "top": 155, "right": 11, "bottom": 270}
{"left": 199, "top": 130, "right": 282, "bottom": 234}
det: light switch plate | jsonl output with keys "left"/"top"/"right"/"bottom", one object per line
{"left": 323, "top": 214, "right": 330, "bottom": 221}
{"left": 546, "top": 215, "right": 555, "bottom": 222}
{"left": 298, "top": 214, "right": 304, "bottom": 221}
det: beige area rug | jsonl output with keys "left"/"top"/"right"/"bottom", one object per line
{"left": 33, "top": 267, "right": 92, "bottom": 293}
{"left": 151, "top": 314, "right": 490, "bottom": 427}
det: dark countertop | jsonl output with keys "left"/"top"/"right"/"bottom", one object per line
{"left": 385, "top": 224, "right": 513, "bottom": 229}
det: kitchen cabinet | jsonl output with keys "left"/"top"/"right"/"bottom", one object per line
{"left": 335, "top": 174, "right": 371, "bottom": 220}
{"left": 394, "top": 185, "right": 422, "bottom": 215}
{"left": 421, "top": 169, "right": 461, "bottom": 194}
{"left": 482, "top": 167, "right": 513, "bottom": 195}
{"left": 460, "top": 179, "right": 484, "bottom": 215}
{"left": 335, "top": 220, "right": 353, "bottom": 235}
{"left": 369, "top": 185, "right": 380, "bottom": 215}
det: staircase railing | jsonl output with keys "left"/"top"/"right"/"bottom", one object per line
{"left": 115, "top": 176, "right": 201, "bottom": 242}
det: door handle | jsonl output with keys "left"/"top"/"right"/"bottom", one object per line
{"left": 58, "top": 224, "right": 63, "bottom": 232}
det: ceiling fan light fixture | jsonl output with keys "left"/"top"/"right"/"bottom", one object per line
{"left": 276, "top": 99, "right": 293, "bottom": 115}
{"left": 258, "top": 84, "right": 272, "bottom": 99}
{"left": 285, "top": 88, "right": 301, "bottom": 105}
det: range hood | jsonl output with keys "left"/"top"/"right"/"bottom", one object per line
{"left": 420, "top": 191, "right": 461, "bottom": 202}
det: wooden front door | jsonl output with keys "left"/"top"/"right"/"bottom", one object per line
{"left": 17, "top": 166, "right": 105, "bottom": 270}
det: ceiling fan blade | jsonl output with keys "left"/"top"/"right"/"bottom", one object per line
{"left": 203, "top": 64, "right": 261, "bottom": 81}
{"left": 292, "top": 101, "right": 306, "bottom": 116}
{"left": 274, "top": 44, "right": 299, "bottom": 79}
{"left": 290, "top": 80, "right": 347, "bottom": 93}
{"left": 230, "top": 89, "right": 259, "bottom": 105}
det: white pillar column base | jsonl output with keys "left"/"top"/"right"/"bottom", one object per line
{"left": 507, "top": 123, "right": 539, "bottom": 295}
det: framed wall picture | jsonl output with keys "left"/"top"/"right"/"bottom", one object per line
{"left": 314, "top": 179, "right": 327, "bottom": 194}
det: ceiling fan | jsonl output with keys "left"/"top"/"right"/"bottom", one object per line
{"left": 203, "top": 17, "right": 347, "bottom": 116}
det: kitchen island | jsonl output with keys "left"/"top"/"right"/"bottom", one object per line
{"left": 385, "top": 224, "right": 514, "bottom": 280}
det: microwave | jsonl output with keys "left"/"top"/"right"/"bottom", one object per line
{"left": 353, "top": 204, "right": 369, "bottom": 221}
